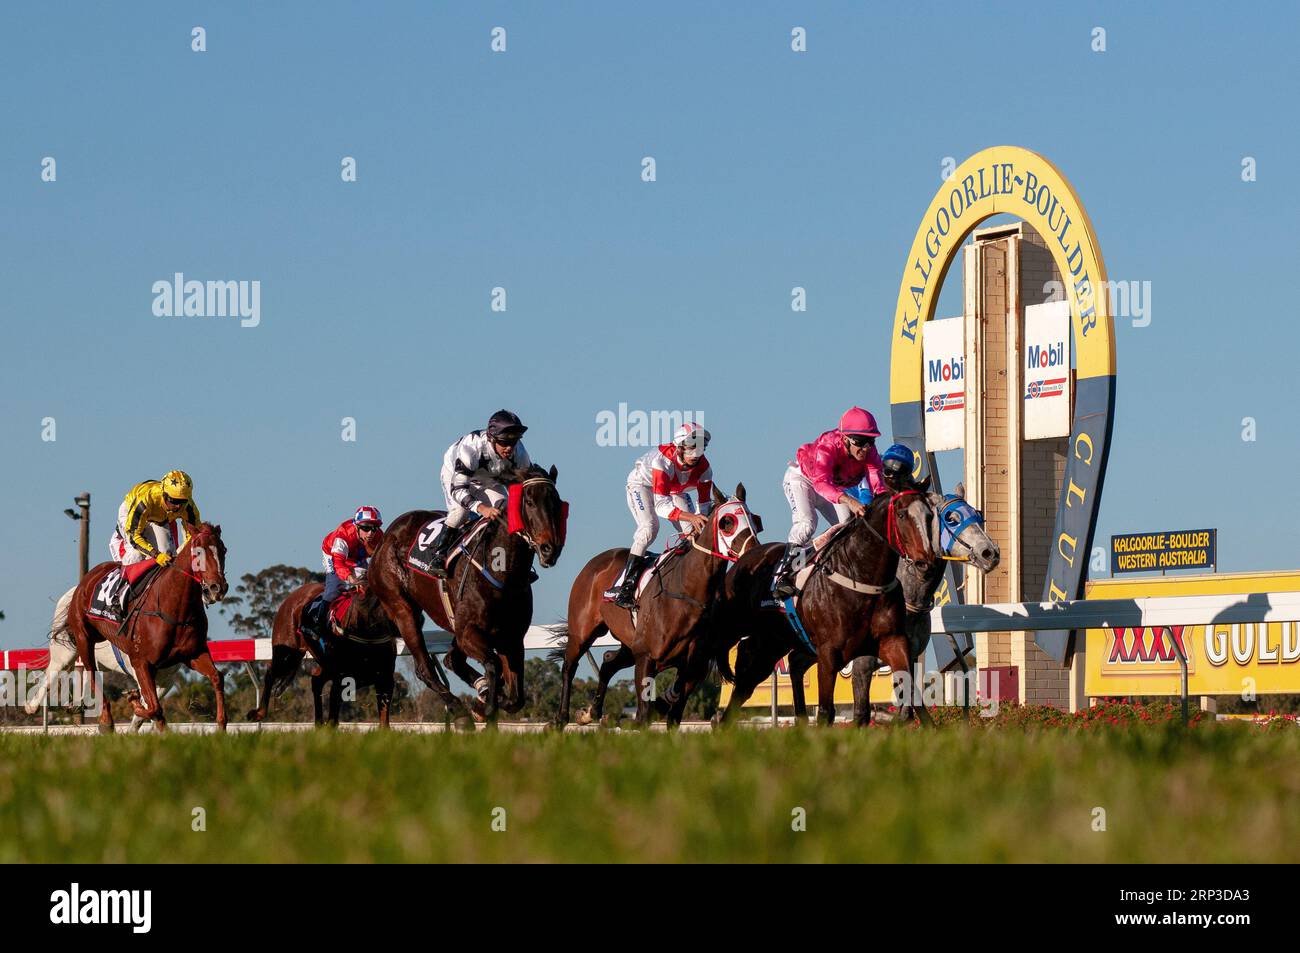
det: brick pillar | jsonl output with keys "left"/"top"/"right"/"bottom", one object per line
{"left": 968, "top": 225, "right": 1072, "bottom": 708}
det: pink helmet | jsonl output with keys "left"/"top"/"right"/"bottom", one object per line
{"left": 838, "top": 407, "right": 880, "bottom": 437}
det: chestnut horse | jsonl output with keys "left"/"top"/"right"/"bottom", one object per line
{"left": 246, "top": 582, "right": 398, "bottom": 727}
{"left": 370, "top": 465, "right": 566, "bottom": 728}
{"left": 785, "top": 489, "right": 1001, "bottom": 724}
{"left": 67, "top": 522, "right": 230, "bottom": 733}
{"left": 553, "top": 484, "right": 762, "bottom": 729}
{"left": 714, "top": 487, "right": 937, "bottom": 726}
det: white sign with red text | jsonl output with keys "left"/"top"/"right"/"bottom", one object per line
{"left": 922, "top": 316, "right": 965, "bottom": 451}
{"left": 1023, "top": 301, "right": 1070, "bottom": 440}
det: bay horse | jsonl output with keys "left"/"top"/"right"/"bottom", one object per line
{"left": 553, "top": 484, "right": 762, "bottom": 729}
{"left": 370, "top": 464, "right": 566, "bottom": 728}
{"left": 713, "top": 486, "right": 937, "bottom": 727}
{"left": 246, "top": 582, "right": 398, "bottom": 727}
{"left": 785, "top": 489, "right": 1001, "bottom": 725}
{"left": 67, "top": 522, "right": 230, "bottom": 733}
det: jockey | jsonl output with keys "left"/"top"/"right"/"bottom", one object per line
{"left": 425, "top": 410, "right": 533, "bottom": 576}
{"left": 305, "top": 506, "right": 384, "bottom": 638}
{"left": 109, "top": 470, "right": 201, "bottom": 570}
{"left": 771, "top": 408, "right": 886, "bottom": 600}
{"left": 603, "top": 422, "right": 713, "bottom": 609}
{"left": 879, "top": 443, "right": 919, "bottom": 491}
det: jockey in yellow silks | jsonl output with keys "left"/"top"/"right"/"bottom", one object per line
{"left": 109, "top": 470, "right": 202, "bottom": 570}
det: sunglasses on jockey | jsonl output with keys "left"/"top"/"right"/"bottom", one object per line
{"left": 493, "top": 434, "right": 522, "bottom": 448}
{"left": 356, "top": 522, "right": 381, "bottom": 533}
{"left": 163, "top": 494, "right": 187, "bottom": 508}
{"left": 845, "top": 434, "right": 876, "bottom": 449}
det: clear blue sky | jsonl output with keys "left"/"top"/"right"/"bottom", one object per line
{"left": 2, "top": 2, "right": 1296, "bottom": 649}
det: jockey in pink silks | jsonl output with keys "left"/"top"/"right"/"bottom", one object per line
{"left": 771, "top": 406, "right": 887, "bottom": 600}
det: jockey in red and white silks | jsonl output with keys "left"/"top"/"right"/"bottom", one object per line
{"left": 772, "top": 407, "right": 886, "bottom": 600}
{"left": 425, "top": 410, "right": 532, "bottom": 576}
{"left": 604, "top": 422, "right": 713, "bottom": 609}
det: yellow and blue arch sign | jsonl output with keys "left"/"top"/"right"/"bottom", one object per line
{"left": 890, "top": 146, "right": 1116, "bottom": 663}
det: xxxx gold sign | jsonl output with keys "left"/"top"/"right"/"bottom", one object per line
{"left": 890, "top": 146, "right": 1116, "bottom": 664}
{"left": 1084, "top": 572, "right": 1300, "bottom": 697}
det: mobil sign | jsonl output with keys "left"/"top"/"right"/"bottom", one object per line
{"left": 922, "top": 316, "right": 964, "bottom": 451}
{"left": 1023, "top": 300, "right": 1070, "bottom": 440}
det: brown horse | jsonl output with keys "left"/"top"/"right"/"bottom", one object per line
{"left": 67, "top": 522, "right": 230, "bottom": 733}
{"left": 553, "top": 484, "right": 762, "bottom": 729}
{"left": 714, "top": 487, "right": 937, "bottom": 726}
{"left": 370, "top": 465, "right": 566, "bottom": 728}
{"left": 246, "top": 582, "right": 398, "bottom": 727}
{"left": 786, "top": 489, "right": 1001, "bottom": 724}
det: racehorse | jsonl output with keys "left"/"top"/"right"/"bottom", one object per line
{"left": 23, "top": 586, "right": 146, "bottom": 732}
{"left": 370, "top": 465, "right": 567, "bottom": 728}
{"left": 66, "top": 522, "right": 230, "bottom": 733}
{"left": 246, "top": 582, "right": 398, "bottom": 727}
{"left": 552, "top": 484, "right": 762, "bottom": 729}
{"left": 713, "top": 486, "right": 937, "bottom": 726}
{"left": 785, "top": 489, "right": 1000, "bottom": 724}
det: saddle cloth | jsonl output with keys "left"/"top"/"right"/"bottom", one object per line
{"left": 406, "top": 515, "right": 491, "bottom": 580}
{"left": 87, "top": 568, "right": 126, "bottom": 623}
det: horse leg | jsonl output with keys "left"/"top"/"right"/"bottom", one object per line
{"left": 815, "top": 651, "right": 842, "bottom": 726}
{"left": 716, "top": 634, "right": 787, "bottom": 727}
{"left": 188, "top": 652, "right": 226, "bottom": 732}
{"left": 852, "top": 656, "right": 880, "bottom": 726}
{"left": 132, "top": 660, "right": 167, "bottom": 733}
{"left": 587, "top": 644, "right": 633, "bottom": 725}
{"left": 631, "top": 653, "right": 658, "bottom": 728}
{"left": 387, "top": 598, "right": 472, "bottom": 727}
{"left": 879, "top": 635, "right": 933, "bottom": 727}
{"left": 328, "top": 671, "right": 342, "bottom": 726}
{"left": 555, "top": 613, "right": 610, "bottom": 728}
{"left": 499, "top": 643, "right": 526, "bottom": 714}
{"left": 788, "top": 649, "right": 815, "bottom": 725}
{"left": 376, "top": 661, "right": 393, "bottom": 728}
{"left": 311, "top": 671, "right": 326, "bottom": 726}
{"left": 478, "top": 644, "right": 501, "bottom": 730}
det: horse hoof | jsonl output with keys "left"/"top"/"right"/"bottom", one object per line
{"left": 96, "top": 722, "right": 114, "bottom": 735}
{"left": 575, "top": 708, "right": 594, "bottom": 726}
{"left": 245, "top": 709, "right": 264, "bottom": 722}
{"left": 452, "top": 715, "right": 477, "bottom": 732}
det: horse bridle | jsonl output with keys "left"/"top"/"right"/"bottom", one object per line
{"left": 506, "top": 476, "right": 561, "bottom": 554}
{"left": 689, "top": 498, "right": 759, "bottom": 562}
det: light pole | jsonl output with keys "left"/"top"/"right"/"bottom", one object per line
{"left": 63, "top": 492, "right": 91, "bottom": 578}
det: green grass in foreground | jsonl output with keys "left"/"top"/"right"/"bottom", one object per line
{"left": 1, "top": 723, "right": 1297, "bottom": 863}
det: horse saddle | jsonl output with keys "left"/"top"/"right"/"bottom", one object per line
{"left": 600, "top": 548, "right": 685, "bottom": 605}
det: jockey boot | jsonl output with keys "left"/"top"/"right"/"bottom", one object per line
{"left": 770, "top": 544, "right": 801, "bottom": 601}
{"left": 427, "top": 523, "right": 466, "bottom": 578}
{"left": 603, "top": 552, "right": 649, "bottom": 609}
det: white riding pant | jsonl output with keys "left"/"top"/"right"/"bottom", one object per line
{"left": 108, "top": 501, "right": 175, "bottom": 566}
{"left": 440, "top": 466, "right": 507, "bottom": 529}
{"left": 783, "top": 465, "right": 848, "bottom": 546}
{"left": 627, "top": 483, "right": 695, "bottom": 556}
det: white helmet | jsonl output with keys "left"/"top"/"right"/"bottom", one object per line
{"left": 673, "top": 422, "right": 711, "bottom": 454}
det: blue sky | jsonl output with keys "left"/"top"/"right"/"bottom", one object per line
{"left": 1, "top": 2, "right": 1296, "bottom": 650}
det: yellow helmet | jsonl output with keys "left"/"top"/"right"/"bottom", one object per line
{"left": 161, "top": 470, "right": 193, "bottom": 502}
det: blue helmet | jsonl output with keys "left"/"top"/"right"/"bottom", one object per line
{"left": 880, "top": 444, "right": 916, "bottom": 483}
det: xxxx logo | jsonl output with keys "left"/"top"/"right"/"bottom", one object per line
{"left": 1102, "top": 626, "right": 1195, "bottom": 674}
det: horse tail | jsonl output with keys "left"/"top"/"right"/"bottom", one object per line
{"left": 25, "top": 588, "right": 79, "bottom": 714}
{"left": 545, "top": 620, "right": 569, "bottom": 665}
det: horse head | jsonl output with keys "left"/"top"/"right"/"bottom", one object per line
{"left": 503, "top": 464, "right": 567, "bottom": 569}
{"left": 705, "top": 482, "right": 763, "bottom": 560}
{"left": 879, "top": 480, "right": 938, "bottom": 572}
{"left": 180, "top": 522, "right": 229, "bottom": 605}
{"left": 930, "top": 485, "right": 1000, "bottom": 572}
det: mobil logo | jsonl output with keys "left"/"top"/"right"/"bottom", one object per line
{"left": 1027, "top": 341, "right": 1065, "bottom": 369}
{"left": 927, "top": 356, "right": 963, "bottom": 384}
